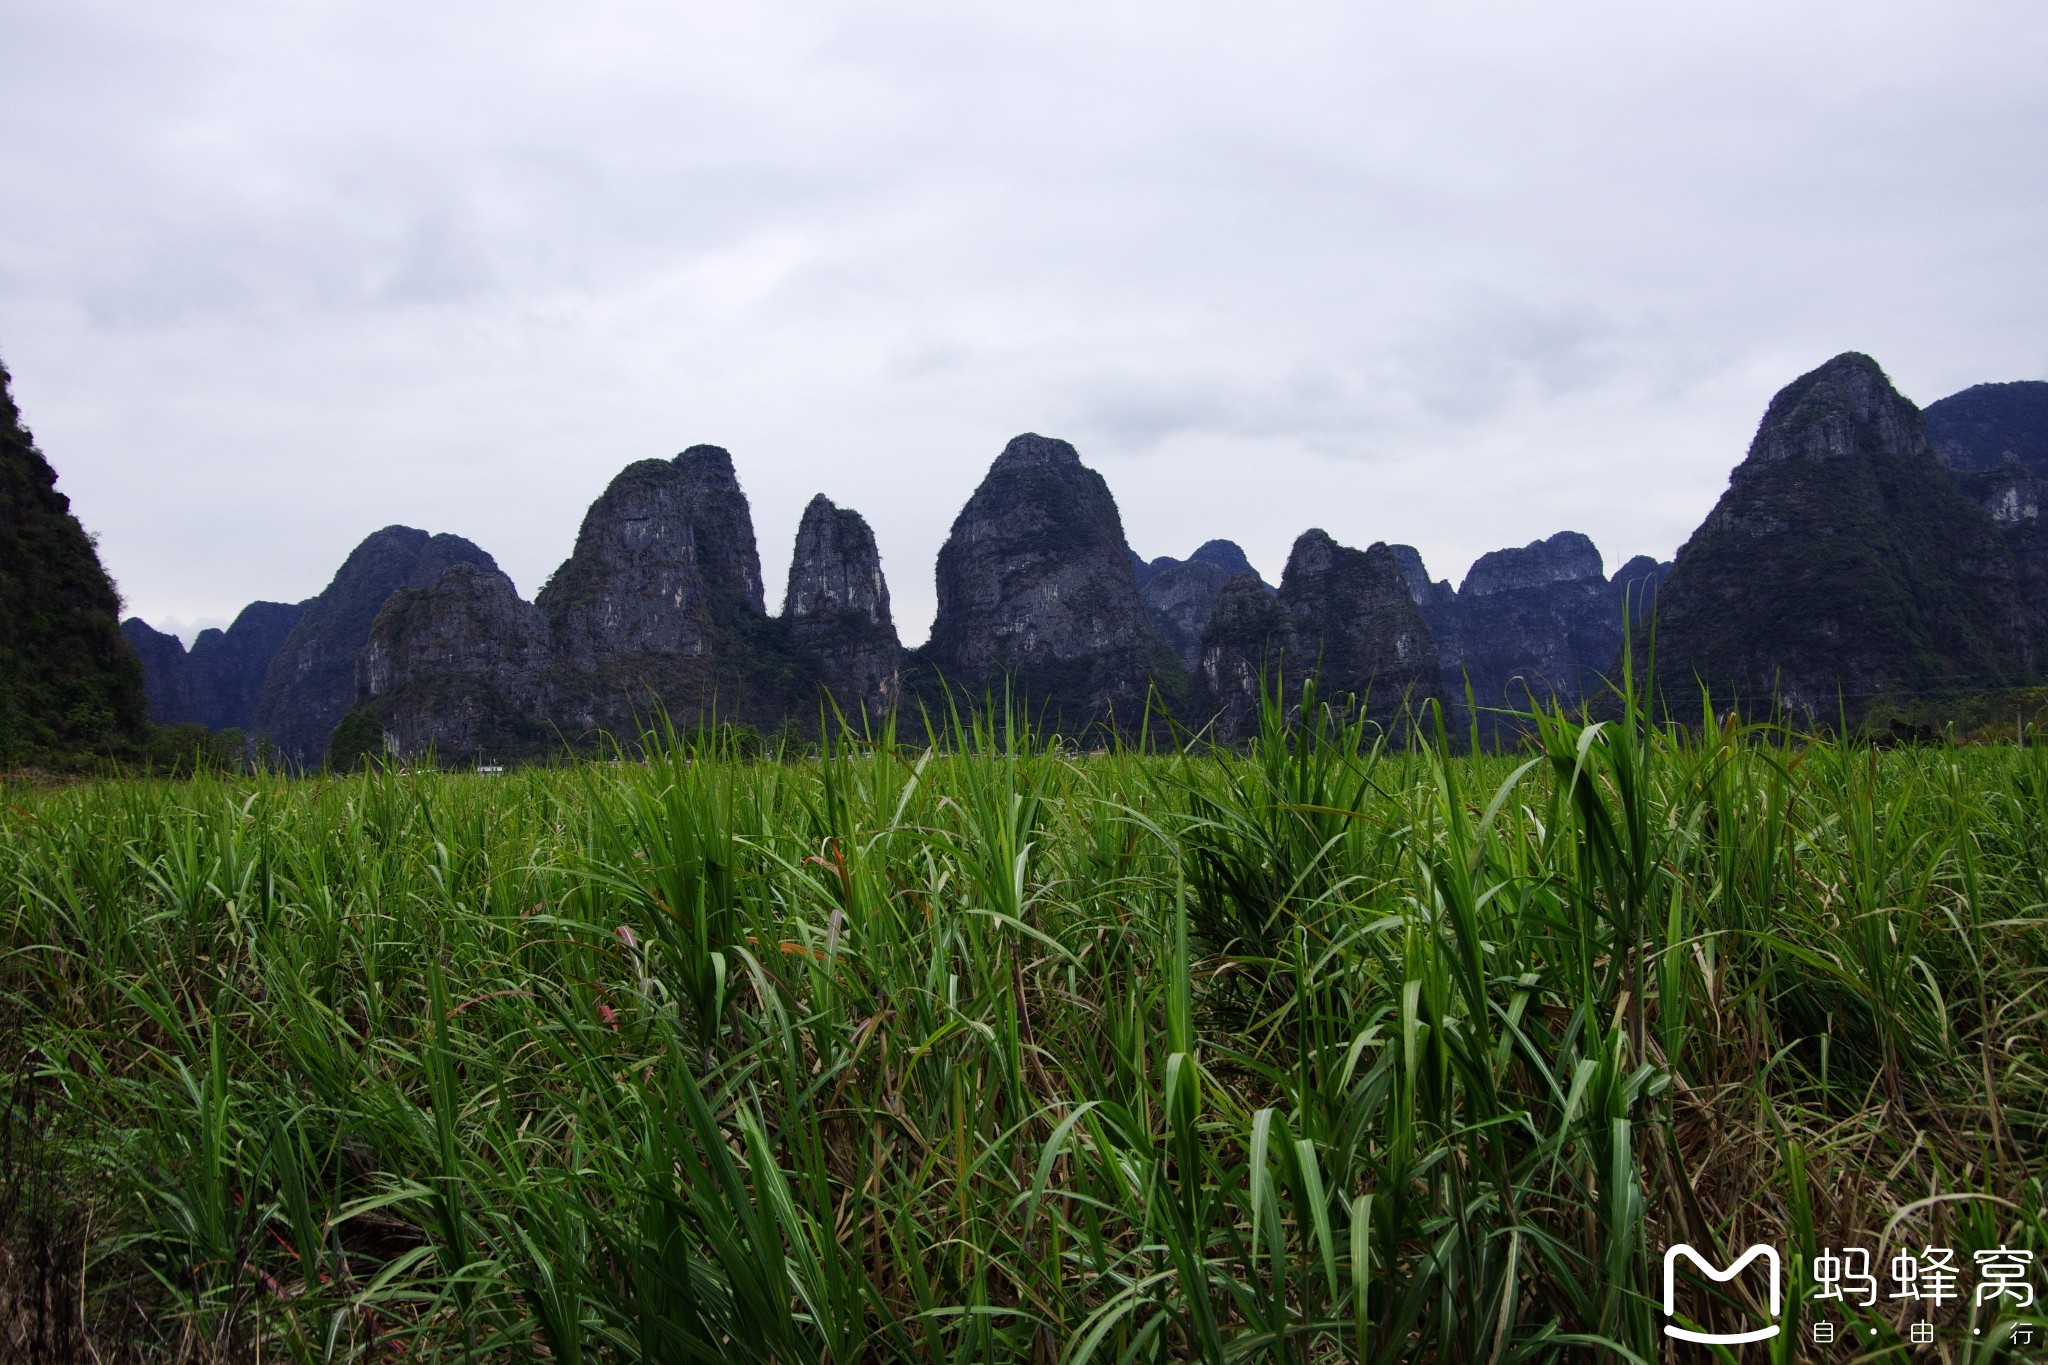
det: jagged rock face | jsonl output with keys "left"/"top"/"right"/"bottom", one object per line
{"left": 540, "top": 446, "right": 766, "bottom": 662}
{"left": 1651, "top": 352, "right": 2034, "bottom": 720}
{"left": 123, "top": 620, "right": 198, "bottom": 725}
{"left": 1195, "top": 529, "right": 1443, "bottom": 740}
{"left": 1136, "top": 539, "right": 1261, "bottom": 587}
{"left": 189, "top": 602, "right": 305, "bottom": 732}
{"left": 1386, "top": 545, "right": 1459, "bottom": 686}
{"left": 1136, "top": 541, "right": 1271, "bottom": 670}
{"left": 1192, "top": 574, "right": 1285, "bottom": 740}
{"left": 1462, "top": 531, "right": 1603, "bottom": 596}
{"left": 1925, "top": 380, "right": 2048, "bottom": 479}
{"left": 1280, "top": 531, "right": 1444, "bottom": 714}
{"left": 1143, "top": 561, "right": 1238, "bottom": 670}
{"left": 1128, "top": 548, "right": 1155, "bottom": 588}
{"left": 784, "top": 495, "right": 900, "bottom": 722}
{"left": 359, "top": 563, "right": 553, "bottom": 757}
{"left": 1948, "top": 462, "right": 2048, "bottom": 662}
{"left": 1388, "top": 540, "right": 1673, "bottom": 739}
{"left": 922, "top": 433, "right": 1179, "bottom": 728}
{"left": 1388, "top": 545, "right": 1455, "bottom": 613}
{"left": 539, "top": 446, "right": 810, "bottom": 737}
{"left": 0, "top": 359, "right": 148, "bottom": 761}
{"left": 253, "top": 526, "right": 499, "bottom": 765}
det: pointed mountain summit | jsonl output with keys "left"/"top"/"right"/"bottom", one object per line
{"left": 1387, "top": 545, "right": 1455, "bottom": 615}
{"left": 784, "top": 495, "right": 900, "bottom": 722}
{"left": 1649, "top": 352, "right": 2033, "bottom": 718}
{"left": 253, "top": 526, "right": 499, "bottom": 765}
{"left": 538, "top": 445, "right": 811, "bottom": 737}
{"left": 540, "top": 445, "right": 766, "bottom": 662}
{"left": 0, "top": 358, "right": 148, "bottom": 761}
{"left": 920, "top": 433, "right": 1180, "bottom": 729}
{"left": 1195, "top": 529, "right": 1442, "bottom": 740}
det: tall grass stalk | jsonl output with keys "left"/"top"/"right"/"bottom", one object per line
{"left": 1, "top": 683, "right": 2043, "bottom": 1360}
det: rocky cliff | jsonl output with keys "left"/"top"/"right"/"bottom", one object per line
{"left": 253, "top": 526, "right": 499, "bottom": 765}
{"left": 1195, "top": 529, "right": 1443, "bottom": 740}
{"left": 1190, "top": 574, "right": 1286, "bottom": 740}
{"left": 0, "top": 358, "right": 149, "bottom": 762}
{"left": 1134, "top": 540, "right": 1271, "bottom": 670}
{"left": 538, "top": 445, "right": 813, "bottom": 738}
{"left": 1927, "top": 380, "right": 2048, "bottom": 662}
{"left": 1945, "top": 461, "right": 2048, "bottom": 663}
{"left": 919, "top": 433, "right": 1180, "bottom": 730}
{"left": 1925, "top": 380, "right": 2048, "bottom": 479}
{"left": 1388, "top": 545, "right": 1456, "bottom": 616}
{"left": 784, "top": 494, "right": 900, "bottom": 723}
{"left": 358, "top": 562, "right": 553, "bottom": 757}
{"left": 1649, "top": 352, "right": 2034, "bottom": 719}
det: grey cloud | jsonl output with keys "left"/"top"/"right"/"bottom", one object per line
{"left": 1, "top": 0, "right": 2044, "bottom": 647}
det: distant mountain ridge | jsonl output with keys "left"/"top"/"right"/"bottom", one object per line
{"left": 123, "top": 601, "right": 305, "bottom": 732}
{"left": 913, "top": 433, "right": 1177, "bottom": 730}
{"left": 252, "top": 527, "right": 502, "bottom": 765}
{"left": 1131, "top": 540, "right": 1272, "bottom": 670}
{"left": 1925, "top": 381, "right": 2048, "bottom": 479}
{"left": 1194, "top": 530, "right": 1442, "bottom": 740}
{"left": 95, "top": 351, "right": 2048, "bottom": 763}
{"left": 1386, "top": 535, "right": 1669, "bottom": 739}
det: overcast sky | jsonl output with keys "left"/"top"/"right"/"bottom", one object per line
{"left": 4, "top": 1, "right": 2045, "bottom": 646}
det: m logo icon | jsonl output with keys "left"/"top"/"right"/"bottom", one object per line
{"left": 1663, "top": 1244, "right": 1783, "bottom": 1344}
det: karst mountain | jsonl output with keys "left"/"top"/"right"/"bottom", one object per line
{"left": 0, "top": 344, "right": 2027, "bottom": 768}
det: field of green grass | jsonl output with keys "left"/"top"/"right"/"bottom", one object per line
{"left": 2, "top": 689, "right": 2044, "bottom": 1361}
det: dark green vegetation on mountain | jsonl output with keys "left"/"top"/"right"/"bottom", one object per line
{"left": 1928, "top": 382, "right": 2048, "bottom": 669}
{"left": 2, "top": 693, "right": 2042, "bottom": 1360}
{"left": 1925, "top": 379, "right": 2048, "bottom": 479}
{"left": 0, "top": 360, "right": 148, "bottom": 764}
{"left": 1649, "top": 353, "right": 2035, "bottom": 720}
{"left": 782, "top": 494, "right": 901, "bottom": 725}
{"left": 359, "top": 562, "right": 557, "bottom": 759}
